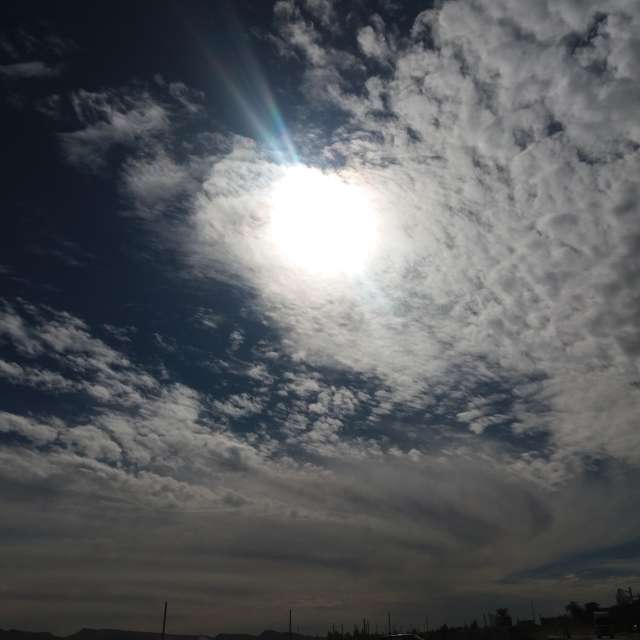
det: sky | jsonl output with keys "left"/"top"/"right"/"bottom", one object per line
{"left": 1, "top": 0, "right": 640, "bottom": 635}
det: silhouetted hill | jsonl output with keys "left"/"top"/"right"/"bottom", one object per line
{"left": 67, "top": 630, "right": 213, "bottom": 640}
{"left": 0, "top": 632, "right": 61, "bottom": 640}
{"left": 257, "top": 631, "right": 321, "bottom": 640}
{"left": 215, "top": 634, "right": 257, "bottom": 640}
{"left": 0, "top": 629, "right": 321, "bottom": 640}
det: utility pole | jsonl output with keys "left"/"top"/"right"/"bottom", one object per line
{"left": 388, "top": 613, "right": 391, "bottom": 636}
{"left": 161, "top": 601, "right": 168, "bottom": 640}
{"left": 289, "top": 609, "right": 292, "bottom": 640}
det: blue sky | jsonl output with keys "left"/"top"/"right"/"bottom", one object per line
{"left": 1, "top": 0, "right": 640, "bottom": 634}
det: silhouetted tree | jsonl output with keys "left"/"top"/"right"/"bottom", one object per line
{"left": 584, "top": 602, "right": 600, "bottom": 621}
{"left": 496, "top": 609, "right": 513, "bottom": 628}
{"left": 565, "top": 602, "right": 585, "bottom": 621}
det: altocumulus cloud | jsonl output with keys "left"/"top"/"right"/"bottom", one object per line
{"left": 183, "top": 0, "right": 640, "bottom": 470}
{"left": 1, "top": 0, "right": 640, "bottom": 634}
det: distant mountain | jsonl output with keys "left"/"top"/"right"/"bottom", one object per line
{"left": 215, "top": 634, "right": 257, "bottom": 640}
{"left": 0, "top": 632, "right": 61, "bottom": 640}
{"left": 0, "top": 629, "right": 322, "bottom": 640}
{"left": 0, "top": 630, "right": 211, "bottom": 640}
{"left": 258, "top": 631, "right": 322, "bottom": 640}
{"left": 67, "top": 629, "right": 212, "bottom": 640}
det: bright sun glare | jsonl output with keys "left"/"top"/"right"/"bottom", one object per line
{"left": 269, "top": 166, "right": 377, "bottom": 275}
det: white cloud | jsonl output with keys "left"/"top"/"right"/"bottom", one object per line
{"left": 122, "top": 152, "right": 195, "bottom": 218}
{"left": 301, "top": 0, "right": 336, "bottom": 28}
{"left": 0, "top": 299, "right": 155, "bottom": 406}
{"left": 282, "top": 370, "right": 322, "bottom": 397}
{"left": 0, "top": 412, "right": 59, "bottom": 446}
{"left": 308, "top": 386, "right": 360, "bottom": 417}
{"left": 60, "top": 89, "right": 170, "bottom": 171}
{"left": 193, "top": 308, "right": 224, "bottom": 330}
{"left": 272, "top": 2, "right": 363, "bottom": 107}
{"left": 60, "top": 425, "right": 122, "bottom": 463}
{"left": 181, "top": 0, "right": 640, "bottom": 482}
{"left": 246, "top": 362, "right": 274, "bottom": 385}
{"left": 229, "top": 329, "right": 245, "bottom": 351}
{"left": 213, "top": 393, "right": 264, "bottom": 419}
{"left": 0, "top": 359, "right": 76, "bottom": 392}
{"left": 357, "top": 25, "right": 390, "bottom": 62}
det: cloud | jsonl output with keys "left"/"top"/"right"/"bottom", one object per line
{"left": 271, "top": 1, "right": 363, "bottom": 106}
{"left": 60, "top": 89, "right": 170, "bottom": 171}
{"left": 357, "top": 25, "right": 391, "bottom": 62}
{"left": 103, "top": 323, "right": 137, "bottom": 342}
{"left": 0, "top": 299, "right": 155, "bottom": 406}
{"left": 246, "top": 362, "right": 274, "bottom": 386}
{"left": 28, "top": 237, "right": 95, "bottom": 268}
{"left": 0, "top": 412, "right": 59, "bottom": 446}
{"left": 0, "top": 61, "right": 61, "bottom": 78}
{"left": 168, "top": 80, "right": 205, "bottom": 113}
{"left": 0, "top": 359, "right": 76, "bottom": 393}
{"left": 193, "top": 308, "right": 224, "bottom": 330}
{"left": 175, "top": 0, "right": 640, "bottom": 485}
{"left": 6, "top": 0, "right": 640, "bottom": 630}
{"left": 0, "top": 28, "right": 74, "bottom": 80}
{"left": 60, "top": 424, "right": 123, "bottom": 463}
{"left": 301, "top": 0, "right": 337, "bottom": 29}
{"left": 229, "top": 329, "right": 245, "bottom": 351}
{"left": 213, "top": 393, "right": 264, "bottom": 419}
{"left": 121, "top": 152, "right": 195, "bottom": 217}
{"left": 0, "top": 28, "right": 74, "bottom": 59}
{"left": 3, "top": 296, "right": 640, "bottom": 631}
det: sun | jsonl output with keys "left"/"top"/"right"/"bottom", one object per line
{"left": 269, "top": 166, "right": 377, "bottom": 275}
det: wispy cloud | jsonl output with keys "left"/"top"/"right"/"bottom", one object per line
{"left": 60, "top": 88, "right": 170, "bottom": 171}
{"left": 0, "top": 60, "right": 61, "bottom": 78}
